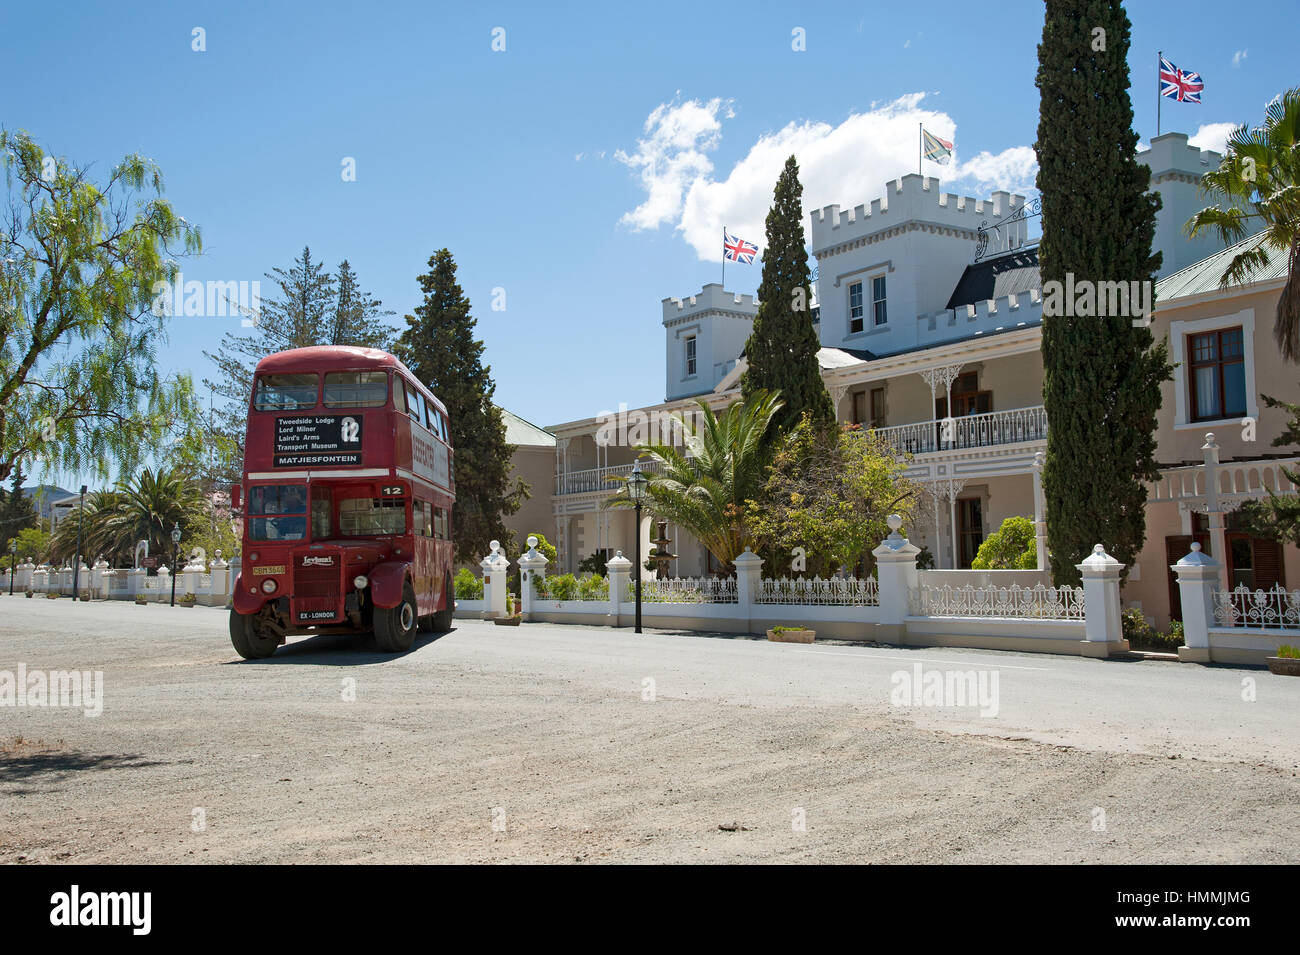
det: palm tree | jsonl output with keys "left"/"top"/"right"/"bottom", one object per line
{"left": 47, "top": 490, "right": 129, "bottom": 565}
{"left": 604, "top": 390, "right": 784, "bottom": 569}
{"left": 1188, "top": 88, "right": 1300, "bottom": 359}
{"left": 105, "top": 467, "right": 204, "bottom": 567}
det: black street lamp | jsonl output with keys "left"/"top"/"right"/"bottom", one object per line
{"left": 72, "top": 484, "right": 87, "bottom": 599}
{"left": 170, "top": 522, "right": 182, "bottom": 607}
{"left": 8, "top": 538, "right": 15, "bottom": 596}
{"left": 627, "top": 463, "right": 649, "bottom": 634}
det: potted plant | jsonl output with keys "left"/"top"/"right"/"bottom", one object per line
{"left": 767, "top": 625, "right": 815, "bottom": 644}
{"left": 45, "top": 591, "right": 59, "bottom": 600}
{"left": 494, "top": 592, "right": 522, "bottom": 626}
{"left": 1266, "top": 644, "right": 1300, "bottom": 676}
{"left": 134, "top": 593, "right": 148, "bottom": 606}
{"left": 178, "top": 592, "right": 197, "bottom": 608}
{"left": 24, "top": 589, "right": 33, "bottom": 598}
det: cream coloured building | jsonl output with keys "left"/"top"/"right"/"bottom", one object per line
{"left": 535, "top": 130, "right": 1297, "bottom": 629}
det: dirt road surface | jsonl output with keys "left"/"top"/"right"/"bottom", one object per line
{"left": 2, "top": 599, "right": 1297, "bottom": 863}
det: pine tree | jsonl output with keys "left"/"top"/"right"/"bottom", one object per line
{"left": 1035, "top": 0, "right": 1172, "bottom": 585}
{"left": 201, "top": 248, "right": 394, "bottom": 481}
{"left": 393, "top": 249, "right": 527, "bottom": 562}
{"left": 0, "top": 464, "right": 37, "bottom": 539}
{"left": 741, "top": 156, "right": 834, "bottom": 434}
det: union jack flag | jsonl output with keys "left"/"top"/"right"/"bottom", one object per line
{"left": 723, "top": 230, "right": 758, "bottom": 264}
{"left": 1160, "top": 56, "right": 1203, "bottom": 103}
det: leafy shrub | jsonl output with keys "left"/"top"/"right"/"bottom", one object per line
{"left": 454, "top": 567, "right": 484, "bottom": 600}
{"left": 971, "top": 516, "right": 1037, "bottom": 570}
{"left": 770, "top": 625, "right": 810, "bottom": 633}
{"left": 577, "top": 552, "right": 607, "bottom": 576}
{"left": 578, "top": 573, "right": 609, "bottom": 601}
{"left": 1278, "top": 644, "right": 1300, "bottom": 659}
{"left": 1122, "top": 608, "right": 1183, "bottom": 650}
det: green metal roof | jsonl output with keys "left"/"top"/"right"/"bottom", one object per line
{"left": 1156, "top": 231, "right": 1288, "bottom": 302}
{"left": 500, "top": 407, "right": 556, "bottom": 447}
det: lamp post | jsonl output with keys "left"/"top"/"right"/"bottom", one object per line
{"left": 72, "top": 484, "right": 87, "bottom": 599}
{"left": 8, "top": 538, "right": 15, "bottom": 596}
{"left": 170, "top": 522, "right": 182, "bottom": 607}
{"left": 626, "top": 463, "right": 649, "bottom": 634}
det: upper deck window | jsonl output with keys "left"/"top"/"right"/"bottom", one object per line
{"left": 254, "top": 374, "right": 318, "bottom": 411}
{"left": 323, "top": 371, "right": 388, "bottom": 408}
{"left": 404, "top": 381, "right": 424, "bottom": 424}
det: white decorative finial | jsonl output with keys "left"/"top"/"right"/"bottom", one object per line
{"left": 887, "top": 514, "right": 903, "bottom": 532}
{"left": 1093, "top": 544, "right": 1105, "bottom": 555}
{"left": 489, "top": 539, "right": 500, "bottom": 555}
{"left": 526, "top": 535, "right": 538, "bottom": 550}
{"left": 1190, "top": 542, "right": 1202, "bottom": 552}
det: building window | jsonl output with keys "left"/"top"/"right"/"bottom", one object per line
{"left": 958, "top": 498, "right": 984, "bottom": 568}
{"left": 872, "top": 275, "right": 887, "bottom": 326}
{"left": 935, "top": 372, "right": 991, "bottom": 418}
{"left": 849, "top": 282, "right": 864, "bottom": 333}
{"left": 685, "top": 335, "right": 697, "bottom": 377}
{"left": 870, "top": 387, "right": 887, "bottom": 428}
{"left": 1189, "top": 327, "right": 1246, "bottom": 421}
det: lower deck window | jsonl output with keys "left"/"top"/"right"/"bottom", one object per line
{"left": 339, "top": 497, "right": 406, "bottom": 536}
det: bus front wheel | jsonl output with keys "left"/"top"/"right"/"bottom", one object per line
{"left": 374, "top": 580, "right": 418, "bottom": 652}
{"left": 230, "top": 607, "right": 281, "bottom": 660}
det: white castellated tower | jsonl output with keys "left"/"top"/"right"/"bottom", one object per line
{"left": 1138, "top": 132, "right": 1229, "bottom": 277}
{"left": 661, "top": 284, "right": 758, "bottom": 401}
{"left": 810, "top": 174, "right": 1030, "bottom": 355}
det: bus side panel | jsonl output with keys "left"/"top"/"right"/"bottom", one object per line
{"left": 414, "top": 534, "right": 438, "bottom": 616}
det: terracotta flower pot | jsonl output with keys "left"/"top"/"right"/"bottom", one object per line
{"left": 767, "top": 628, "right": 815, "bottom": 644}
{"left": 1266, "top": 656, "right": 1300, "bottom": 676}
{"left": 493, "top": 614, "right": 523, "bottom": 627}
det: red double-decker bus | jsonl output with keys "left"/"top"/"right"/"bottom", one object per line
{"left": 228, "top": 346, "right": 455, "bottom": 658}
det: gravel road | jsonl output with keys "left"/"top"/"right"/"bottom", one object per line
{"left": 2, "top": 598, "right": 1297, "bottom": 864}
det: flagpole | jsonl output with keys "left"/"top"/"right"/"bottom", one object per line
{"left": 1157, "top": 50, "right": 1162, "bottom": 137}
{"left": 918, "top": 123, "right": 922, "bottom": 176}
{"left": 721, "top": 226, "right": 726, "bottom": 288}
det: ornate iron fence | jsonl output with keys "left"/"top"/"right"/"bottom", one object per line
{"left": 754, "top": 576, "right": 880, "bottom": 606}
{"left": 910, "top": 582, "right": 1085, "bottom": 620}
{"left": 640, "top": 576, "right": 738, "bottom": 604}
{"left": 1213, "top": 584, "right": 1300, "bottom": 629}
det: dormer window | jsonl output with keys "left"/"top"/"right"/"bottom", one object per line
{"left": 685, "top": 335, "right": 697, "bottom": 377}
{"left": 849, "top": 282, "right": 864, "bottom": 334}
{"left": 872, "top": 275, "right": 888, "bottom": 326}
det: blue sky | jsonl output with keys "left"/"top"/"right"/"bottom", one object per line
{"left": 4, "top": 0, "right": 1296, "bottom": 489}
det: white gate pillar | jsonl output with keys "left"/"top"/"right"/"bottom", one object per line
{"left": 1076, "top": 544, "right": 1125, "bottom": 657}
{"left": 1172, "top": 542, "right": 1218, "bottom": 664}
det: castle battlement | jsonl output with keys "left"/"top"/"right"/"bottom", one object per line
{"left": 810, "top": 175, "right": 1025, "bottom": 253}
{"left": 661, "top": 283, "right": 758, "bottom": 324}
{"left": 1139, "top": 132, "right": 1224, "bottom": 179}
{"left": 916, "top": 289, "right": 1043, "bottom": 333}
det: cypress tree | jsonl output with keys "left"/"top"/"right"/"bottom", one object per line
{"left": 1035, "top": 0, "right": 1172, "bottom": 585}
{"left": 741, "top": 156, "right": 834, "bottom": 434}
{"left": 393, "top": 249, "right": 527, "bottom": 562}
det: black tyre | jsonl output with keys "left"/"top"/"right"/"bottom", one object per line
{"left": 229, "top": 607, "right": 281, "bottom": 659}
{"left": 431, "top": 573, "right": 454, "bottom": 632}
{"left": 374, "top": 579, "right": 418, "bottom": 652}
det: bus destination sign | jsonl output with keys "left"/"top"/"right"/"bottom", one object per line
{"left": 274, "top": 415, "right": 364, "bottom": 467}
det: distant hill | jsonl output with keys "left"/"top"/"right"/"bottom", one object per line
{"left": 23, "top": 485, "right": 74, "bottom": 520}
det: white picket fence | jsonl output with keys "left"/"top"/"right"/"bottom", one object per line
{"left": 5, "top": 556, "right": 238, "bottom": 606}
{"left": 460, "top": 529, "right": 1128, "bottom": 656}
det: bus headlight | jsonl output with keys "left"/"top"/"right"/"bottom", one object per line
{"left": 353, "top": 575, "right": 368, "bottom": 590}
{"left": 261, "top": 578, "right": 278, "bottom": 594}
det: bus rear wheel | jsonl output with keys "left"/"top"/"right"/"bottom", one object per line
{"left": 431, "top": 573, "right": 454, "bottom": 632}
{"left": 230, "top": 606, "right": 282, "bottom": 659}
{"left": 374, "top": 580, "right": 418, "bottom": 652}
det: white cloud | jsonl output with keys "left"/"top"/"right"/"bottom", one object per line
{"left": 618, "top": 93, "right": 1039, "bottom": 262}
{"left": 1189, "top": 122, "right": 1237, "bottom": 154}
{"left": 1232, "top": 49, "right": 1247, "bottom": 67}
{"left": 614, "top": 97, "right": 731, "bottom": 231}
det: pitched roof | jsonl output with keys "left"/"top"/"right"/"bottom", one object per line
{"left": 1155, "top": 230, "right": 1288, "bottom": 302}
{"left": 945, "top": 247, "right": 1041, "bottom": 310}
{"left": 499, "top": 407, "right": 556, "bottom": 447}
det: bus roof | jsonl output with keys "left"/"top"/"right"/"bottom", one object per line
{"left": 254, "top": 346, "right": 448, "bottom": 415}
